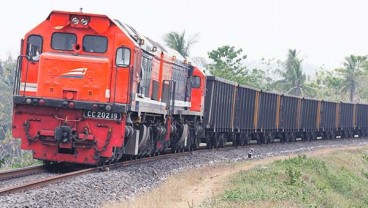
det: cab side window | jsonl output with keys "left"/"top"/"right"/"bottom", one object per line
{"left": 26, "top": 35, "right": 43, "bottom": 61}
{"left": 116, "top": 47, "right": 131, "bottom": 67}
{"left": 191, "top": 76, "right": 201, "bottom": 88}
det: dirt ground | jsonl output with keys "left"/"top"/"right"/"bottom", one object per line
{"left": 108, "top": 144, "right": 368, "bottom": 208}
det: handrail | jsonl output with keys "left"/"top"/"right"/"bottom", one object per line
{"left": 12, "top": 55, "right": 21, "bottom": 95}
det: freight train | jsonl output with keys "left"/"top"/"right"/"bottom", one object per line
{"left": 11, "top": 10, "right": 368, "bottom": 165}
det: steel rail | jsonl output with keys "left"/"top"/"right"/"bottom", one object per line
{"left": 0, "top": 165, "right": 46, "bottom": 181}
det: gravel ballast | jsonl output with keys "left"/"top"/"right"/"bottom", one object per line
{"left": 0, "top": 138, "right": 367, "bottom": 208}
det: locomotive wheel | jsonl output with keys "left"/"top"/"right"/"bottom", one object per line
{"left": 43, "top": 161, "right": 52, "bottom": 166}
{"left": 264, "top": 134, "right": 269, "bottom": 144}
{"left": 256, "top": 134, "right": 262, "bottom": 145}
{"left": 346, "top": 131, "right": 350, "bottom": 138}
{"left": 244, "top": 134, "right": 249, "bottom": 145}
{"left": 327, "top": 131, "right": 331, "bottom": 140}
{"left": 284, "top": 133, "right": 289, "bottom": 142}
{"left": 211, "top": 137, "right": 217, "bottom": 148}
{"left": 238, "top": 134, "right": 245, "bottom": 146}
{"left": 206, "top": 138, "right": 212, "bottom": 149}
{"left": 192, "top": 137, "right": 200, "bottom": 151}
{"left": 232, "top": 135, "right": 238, "bottom": 147}
{"left": 283, "top": 133, "right": 288, "bottom": 143}
{"left": 289, "top": 133, "right": 295, "bottom": 142}
{"left": 268, "top": 133, "right": 274, "bottom": 143}
{"left": 215, "top": 136, "right": 221, "bottom": 148}
{"left": 303, "top": 132, "right": 308, "bottom": 141}
{"left": 264, "top": 134, "right": 270, "bottom": 144}
{"left": 189, "top": 144, "right": 194, "bottom": 151}
{"left": 220, "top": 141, "right": 225, "bottom": 148}
{"left": 219, "top": 134, "right": 226, "bottom": 148}
{"left": 260, "top": 134, "right": 264, "bottom": 144}
{"left": 322, "top": 132, "right": 328, "bottom": 140}
{"left": 332, "top": 131, "right": 336, "bottom": 139}
{"left": 341, "top": 131, "right": 346, "bottom": 139}
{"left": 280, "top": 133, "right": 284, "bottom": 143}
{"left": 306, "top": 132, "right": 310, "bottom": 141}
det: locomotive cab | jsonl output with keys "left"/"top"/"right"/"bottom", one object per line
{"left": 190, "top": 66, "right": 206, "bottom": 112}
{"left": 12, "top": 11, "right": 136, "bottom": 164}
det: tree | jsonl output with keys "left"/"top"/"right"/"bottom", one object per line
{"left": 207, "top": 45, "right": 248, "bottom": 83}
{"left": 163, "top": 31, "right": 199, "bottom": 57}
{"left": 335, "top": 55, "right": 367, "bottom": 102}
{"left": 0, "top": 55, "right": 17, "bottom": 141}
{"left": 0, "top": 56, "right": 40, "bottom": 168}
{"left": 207, "top": 45, "right": 271, "bottom": 89}
{"left": 308, "top": 68, "right": 344, "bottom": 101}
{"left": 273, "top": 49, "right": 314, "bottom": 97}
{"left": 0, "top": 61, "right": 3, "bottom": 76}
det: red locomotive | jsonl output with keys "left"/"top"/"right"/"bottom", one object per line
{"left": 12, "top": 10, "right": 206, "bottom": 165}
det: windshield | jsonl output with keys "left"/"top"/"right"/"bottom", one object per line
{"left": 51, "top": 32, "right": 77, "bottom": 51}
{"left": 83, "top": 35, "right": 108, "bottom": 53}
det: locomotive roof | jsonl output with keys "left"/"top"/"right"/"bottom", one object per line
{"left": 113, "top": 19, "right": 187, "bottom": 63}
{"left": 47, "top": 10, "right": 188, "bottom": 64}
{"left": 47, "top": 10, "right": 109, "bottom": 19}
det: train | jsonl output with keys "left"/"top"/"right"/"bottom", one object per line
{"left": 11, "top": 10, "right": 368, "bottom": 165}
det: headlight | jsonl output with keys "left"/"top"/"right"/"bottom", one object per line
{"left": 25, "top": 98, "right": 32, "bottom": 104}
{"left": 105, "top": 105, "right": 112, "bottom": 111}
{"left": 81, "top": 18, "right": 89, "bottom": 26}
{"left": 71, "top": 17, "right": 79, "bottom": 25}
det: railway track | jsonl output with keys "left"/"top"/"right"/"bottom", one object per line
{"left": 0, "top": 165, "right": 47, "bottom": 181}
{"left": 0, "top": 149, "right": 201, "bottom": 196}
{"left": 0, "top": 138, "right": 344, "bottom": 196}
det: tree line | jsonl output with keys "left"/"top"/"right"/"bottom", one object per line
{"left": 164, "top": 31, "right": 368, "bottom": 103}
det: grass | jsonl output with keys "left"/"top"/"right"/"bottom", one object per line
{"left": 104, "top": 165, "right": 224, "bottom": 208}
{"left": 205, "top": 149, "right": 368, "bottom": 208}
{"left": 0, "top": 151, "right": 42, "bottom": 171}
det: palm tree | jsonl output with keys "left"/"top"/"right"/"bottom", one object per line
{"left": 163, "top": 31, "right": 199, "bottom": 57}
{"left": 274, "top": 49, "right": 314, "bottom": 97}
{"left": 336, "top": 55, "right": 367, "bottom": 102}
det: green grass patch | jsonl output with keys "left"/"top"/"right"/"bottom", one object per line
{"left": 205, "top": 149, "right": 368, "bottom": 208}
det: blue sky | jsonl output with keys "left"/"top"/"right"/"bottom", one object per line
{"left": 1, "top": 0, "right": 368, "bottom": 74}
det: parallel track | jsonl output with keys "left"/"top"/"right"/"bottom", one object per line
{"left": 0, "top": 165, "right": 47, "bottom": 181}
{"left": 0, "top": 150, "right": 199, "bottom": 196}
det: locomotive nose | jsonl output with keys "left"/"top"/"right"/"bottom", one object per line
{"left": 37, "top": 53, "right": 111, "bottom": 103}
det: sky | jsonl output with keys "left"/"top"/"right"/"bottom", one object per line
{"left": 1, "top": 0, "right": 368, "bottom": 74}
